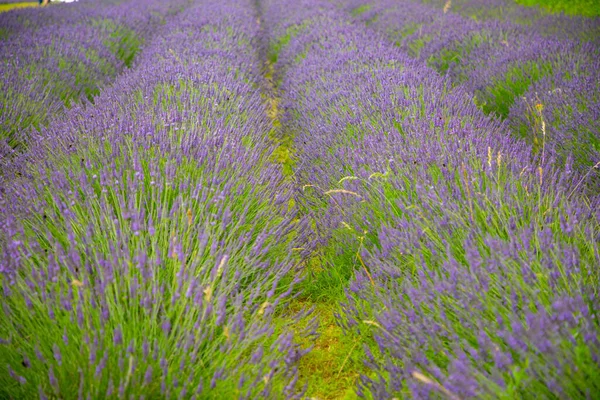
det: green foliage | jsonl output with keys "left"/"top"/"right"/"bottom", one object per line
{"left": 268, "top": 21, "right": 311, "bottom": 65}
{"left": 476, "top": 61, "right": 552, "bottom": 118}
{"left": 427, "top": 33, "right": 483, "bottom": 74}
{"left": 109, "top": 26, "right": 142, "bottom": 68}
{"left": 297, "top": 304, "right": 366, "bottom": 399}
{"left": 515, "top": 0, "right": 600, "bottom": 17}
{"left": 350, "top": 4, "right": 372, "bottom": 16}
{"left": 93, "top": 19, "right": 143, "bottom": 68}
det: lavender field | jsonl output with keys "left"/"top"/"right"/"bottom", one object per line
{"left": 0, "top": 0, "right": 599, "bottom": 398}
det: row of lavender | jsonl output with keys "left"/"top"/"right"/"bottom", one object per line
{"left": 264, "top": 0, "right": 600, "bottom": 397}
{"left": 0, "top": 1, "right": 309, "bottom": 398}
{"left": 0, "top": 0, "right": 187, "bottom": 162}
{"left": 420, "top": 0, "right": 600, "bottom": 37}
{"left": 346, "top": 0, "right": 600, "bottom": 177}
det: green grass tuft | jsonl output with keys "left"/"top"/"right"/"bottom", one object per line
{"left": 350, "top": 4, "right": 372, "bottom": 17}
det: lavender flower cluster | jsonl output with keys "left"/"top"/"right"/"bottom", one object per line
{"left": 264, "top": 0, "right": 600, "bottom": 397}
{"left": 1, "top": 1, "right": 308, "bottom": 398}
{"left": 346, "top": 0, "right": 600, "bottom": 174}
{"left": 0, "top": 0, "right": 187, "bottom": 162}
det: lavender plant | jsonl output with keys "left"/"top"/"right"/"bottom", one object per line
{"left": 421, "top": 0, "right": 598, "bottom": 33}
{"left": 0, "top": 0, "right": 187, "bottom": 162}
{"left": 345, "top": 0, "right": 600, "bottom": 175}
{"left": 0, "top": 1, "right": 308, "bottom": 398}
{"left": 263, "top": 0, "right": 600, "bottom": 397}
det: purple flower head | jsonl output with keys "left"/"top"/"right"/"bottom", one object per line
{"left": 144, "top": 365, "right": 153, "bottom": 385}
{"left": 113, "top": 326, "right": 123, "bottom": 346}
{"left": 53, "top": 344, "right": 62, "bottom": 366}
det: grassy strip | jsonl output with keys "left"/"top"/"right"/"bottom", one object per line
{"left": 278, "top": 301, "right": 367, "bottom": 399}
{"left": 262, "top": 20, "right": 368, "bottom": 398}
{"left": 515, "top": 0, "right": 600, "bottom": 17}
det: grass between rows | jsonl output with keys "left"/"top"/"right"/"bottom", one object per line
{"left": 263, "top": 24, "right": 368, "bottom": 398}
{"left": 277, "top": 300, "right": 368, "bottom": 399}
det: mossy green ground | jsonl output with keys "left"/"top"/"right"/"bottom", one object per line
{"left": 279, "top": 301, "right": 367, "bottom": 399}
{"left": 265, "top": 95, "right": 366, "bottom": 397}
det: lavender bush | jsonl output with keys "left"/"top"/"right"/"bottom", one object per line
{"left": 0, "top": 0, "right": 187, "bottom": 161}
{"left": 420, "top": 0, "right": 600, "bottom": 28}
{"left": 345, "top": 0, "right": 600, "bottom": 175}
{"left": 263, "top": 0, "right": 600, "bottom": 397}
{"left": 0, "top": 1, "right": 309, "bottom": 398}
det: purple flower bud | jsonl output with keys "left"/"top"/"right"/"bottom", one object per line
{"left": 39, "top": 385, "right": 48, "bottom": 400}
{"left": 160, "top": 356, "right": 168, "bottom": 375}
{"left": 49, "top": 365, "right": 58, "bottom": 388}
{"left": 215, "top": 295, "right": 227, "bottom": 326}
{"left": 107, "top": 379, "right": 114, "bottom": 397}
{"left": 53, "top": 344, "right": 62, "bottom": 366}
{"left": 95, "top": 354, "right": 107, "bottom": 378}
{"left": 251, "top": 345, "right": 263, "bottom": 364}
{"left": 162, "top": 319, "right": 171, "bottom": 336}
{"left": 118, "top": 381, "right": 125, "bottom": 398}
{"left": 113, "top": 327, "right": 123, "bottom": 346}
{"left": 142, "top": 340, "right": 150, "bottom": 358}
{"left": 144, "top": 366, "right": 153, "bottom": 385}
